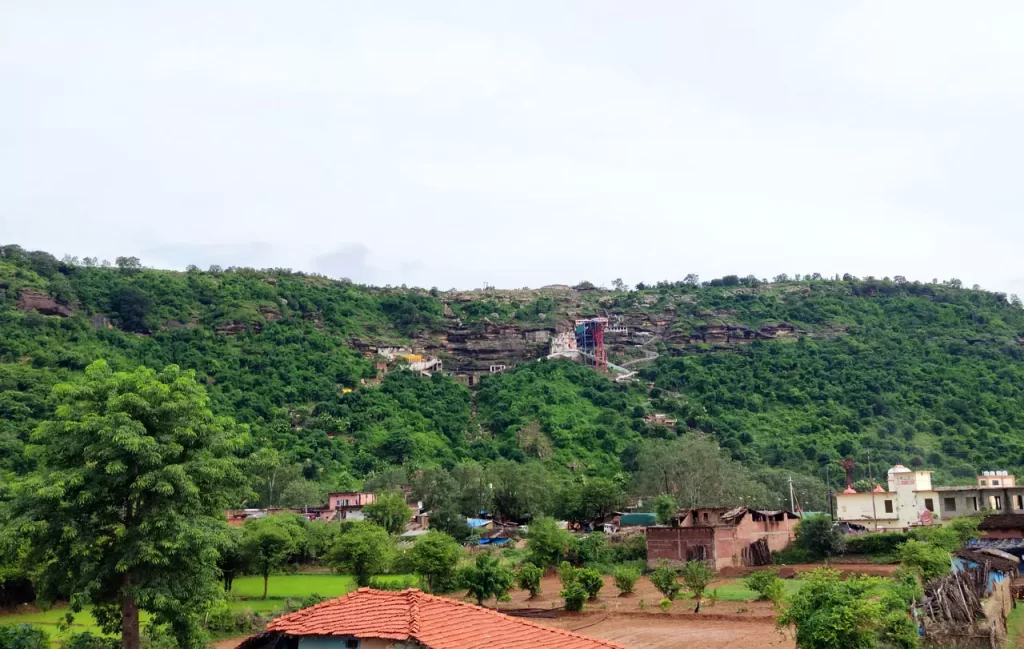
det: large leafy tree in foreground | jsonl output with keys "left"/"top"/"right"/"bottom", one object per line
{"left": 2, "top": 360, "right": 248, "bottom": 649}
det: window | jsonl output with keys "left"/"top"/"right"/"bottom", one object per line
{"left": 884, "top": 500, "right": 894, "bottom": 514}
{"left": 1016, "top": 496, "right": 1023, "bottom": 510}
{"left": 924, "top": 498, "right": 934, "bottom": 512}
{"left": 344, "top": 499, "right": 349, "bottom": 506}
{"left": 980, "top": 480, "right": 987, "bottom": 486}
{"left": 993, "top": 480, "right": 1001, "bottom": 486}
{"left": 702, "top": 512, "right": 709, "bottom": 524}
{"left": 944, "top": 498, "right": 956, "bottom": 512}
{"left": 336, "top": 499, "right": 341, "bottom": 507}
{"left": 995, "top": 496, "right": 1003, "bottom": 510}
{"left": 971, "top": 497, "right": 979, "bottom": 511}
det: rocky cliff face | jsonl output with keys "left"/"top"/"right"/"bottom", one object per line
{"left": 16, "top": 290, "right": 72, "bottom": 317}
{"left": 431, "top": 323, "right": 556, "bottom": 371}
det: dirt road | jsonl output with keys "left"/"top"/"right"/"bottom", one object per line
{"left": 543, "top": 613, "right": 793, "bottom": 649}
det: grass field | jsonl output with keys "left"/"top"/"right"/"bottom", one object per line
{"left": 0, "top": 573, "right": 418, "bottom": 645}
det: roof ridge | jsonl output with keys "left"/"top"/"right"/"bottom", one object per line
{"left": 406, "top": 588, "right": 421, "bottom": 635}
{"left": 404, "top": 590, "right": 627, "bottom": 648}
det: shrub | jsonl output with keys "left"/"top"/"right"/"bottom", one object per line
{"left": 0, "top": 624, "right": 47, "bottom": 649}
{"left": 609, "top": 534, "right": 647, "bottom": 563}
{"left": 300, "top": 592, "right": 326, "bottom": 609}
{"left": 681, "top": 561, "right": 714, "bottom": 610}
{"left": 744, "top": 568, "right": 785, "bottom": 604}
{"left": 577, "top": 568, "right": 604, "bottom": 600}
{"left": 778, "top": 568, "right": 883, "bottom": 649}
{"left": 517, "top": 563, "right": 543, "bottom": 597}
{"left": 561, "top": 581, "right": 587, "bottom": 612}
{"left": 795, "top": 515, "right": 845, "bottom": 559}
{"left": 649, "top": 562, "right": 681, "bottom": 600}
{"left": 61, "top": 632, "right": 119, "bottom": 649}
{"left": 843, "top": 532, "right": 909, "bottom": 556}
{"left": 772, "top": 545, "right": 815, "bottom": 564}
{"left": 908, "top": 526, "right": 962, "bottom": 553}
{"left": 658, "top": 597, "right": 672, "bottom": 613}
{"left": 898, "top": 539, "right": 951, "bottom": 581}
{"left": 558, "top": 561, "right": 578, "bottom": 588}
{"left": 368, "top": 575, "right": 420, "bottom": 591}
{"left": 614, "top": 567, "right": 640, "bottom": 594}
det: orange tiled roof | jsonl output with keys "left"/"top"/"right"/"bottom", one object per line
{"left": 266, "top": 588, "right": 629, "bottom": 649}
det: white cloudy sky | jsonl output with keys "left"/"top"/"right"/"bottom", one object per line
{"left": 2, "top": 2, "right": 1023, "bottom": 292}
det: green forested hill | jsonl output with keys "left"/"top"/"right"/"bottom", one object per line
{"left": 3, "top": 244, "right": 1024, "bottom": 506}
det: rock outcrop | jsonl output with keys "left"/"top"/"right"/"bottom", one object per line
{"left": 16, "top": 290, "right": 72, "bottom": 317}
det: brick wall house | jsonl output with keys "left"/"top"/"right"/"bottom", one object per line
{"left": 646, "top": 507, "right": 798, "bottom": 571}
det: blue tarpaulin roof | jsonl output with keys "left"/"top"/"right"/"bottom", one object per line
{"left": 479, "top": 538, "right": 509, "bottom": 545}
{"left": 467, "top": 518, "right": 490, "bottom": 528}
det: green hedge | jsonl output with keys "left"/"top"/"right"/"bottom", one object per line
{"left": 844, "top": 532, "right": 910, "bottom": 556}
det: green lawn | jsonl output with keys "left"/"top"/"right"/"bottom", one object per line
{"left": 706, "top": 578, "right": 802, "bottom": 602}
{"left": 0, "top": 573, "right": 417, "bottom": 645}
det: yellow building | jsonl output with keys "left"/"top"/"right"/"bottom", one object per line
{"left": 836, "top": 464, "right": 940, "bottom": 530}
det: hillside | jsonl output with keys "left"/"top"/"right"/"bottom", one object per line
{"left": 3, "top": 244, "right": 1024, "bottom": 499}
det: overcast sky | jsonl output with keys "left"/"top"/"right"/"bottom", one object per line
{"left": 2, "top": 2, "right": 1023, "bottom": 292}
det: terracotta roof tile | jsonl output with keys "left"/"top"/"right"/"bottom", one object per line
{"left": 266, "top": 588, "right": 628, "bottom": 649}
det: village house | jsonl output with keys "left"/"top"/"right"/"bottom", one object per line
{"left": 241, "top": 587, "right": 628, "bottom": 649}
{"left": 836, "top": 465, "right": 1024, "bottom": 530}
{"left": 322, "top": 492, "right": 376, "bottom": 522}
{"left": 646, "top": 506, "right": 798, "bottom": 571}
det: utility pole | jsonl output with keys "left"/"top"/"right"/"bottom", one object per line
{"left": 789, "top": 475, "right": 795, "bottom": 512}
{"left": 868, "top": 450, "right": 878, "bottom": 530}
{"left": 825, "top": 463, "right": 833, "bottom": 518}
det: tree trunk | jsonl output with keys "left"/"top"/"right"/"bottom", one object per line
{"left": 121, "top": 579, "right": 141, "bottom": 649}
{"left": 263, "top": 573, "right": 269, "bottom": 599}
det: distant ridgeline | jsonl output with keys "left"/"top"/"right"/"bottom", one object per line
{"left": 3, "top": 243, "right": 1024, "bottom": 487}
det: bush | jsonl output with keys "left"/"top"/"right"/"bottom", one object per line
{"left": 614, "top": 567, "right": 640, "bottom": 594}
{"left": 567, "top": 533, "right": 609, "bottom": 566}
{"left": 744, "top": 568, "right": 785, "bottom": 604}
{"left": 61, "top": 632, "right": 119, "bottom": 649}
{"left": 772, "top": 545, "right": 815, "bottom": 564}
{"left": 844, "top": 532, "right": 909, "bottom": 556}
{"left": 609, "top": 534, "right": 647, "bottom": 563}
{"left": 681, "top": 561, "right": 714, "bottom": 608}
{"left": 0, "top": 624, "right": 47, "bottom": 649}
{"left": 658, "top": 597, "right": 672, "bottom": 613}
{"left": 577, "top": 568, "right": 604, "bottom": 600}
{"left": 516, "top": 563, "right": 543, "bottom": 597}
{"left": 649, "top": 562, "right": 681, "bottom": 600}
{"left": 795, "top": 515, "right": 845, "bottom": 559}
{"left": 368, "top": 575, "right": 420, "bottom": 591}
{"left": 300, "top": 593, "right": 326, "bottom": 609}
{"left": 898, "top": 539, "right": 951, "bottom": 581}
{"left": 908, "top": 526, "right": 962, "bottom": 553}
{"left": 561, "top": 580, "right": 587, "bottom": 612}
{"left": 558, "top": 561, "right": 578, "bottom": 589}
{"left": 204, "top": 603, "right": 269, "bottom": 635}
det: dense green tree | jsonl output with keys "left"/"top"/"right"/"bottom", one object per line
{"left": 429, "top": 505, "right": 471, "bottom": 543}
{"left": 796, "top": 515, "right": 846, "bottom": 560}
{"left": 1, "top": 360, "right": 247, "bottom": 649}
{"left": 526, "top": 516, "right": 570, "bottom": 568}
{"left": 240, "top": 517, "right": 295, "bottom": 599}
{"left": 216, "top": 526, "right": 247, "bottom": 593}
{"left": 363, "top": 491, "right": 411, "bottom": 536}
{"left": 557, "top": 478, "right": 625, "bottom": 525}
{"left": 458, "top": 553, "right": 514, "bottom": 606}
{"left": 408, "top": 531, "right": 463, "bottom": 593}
{"left": 634, "top": 437, "right": 770, "bottom": 507}
{"left": 326, "top": 522, "right": 394, "bottom": 587}
{"left": 652, "top": 494, "right": 677, "bottom": 525}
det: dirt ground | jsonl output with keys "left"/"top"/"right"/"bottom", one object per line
{"left": 542, "top": 613, "right": 793, "bottom": 649}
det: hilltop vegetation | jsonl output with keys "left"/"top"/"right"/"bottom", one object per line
{"left": 3, "top": 243, "right": 1024, "bottom": 499}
